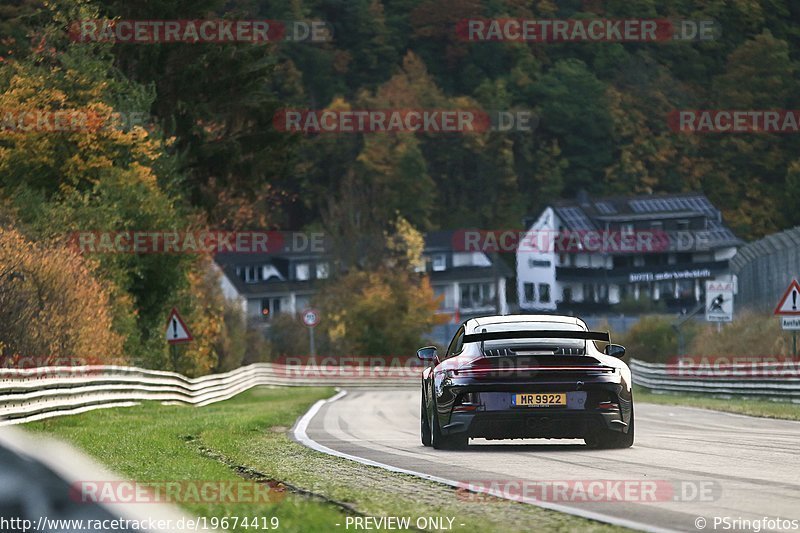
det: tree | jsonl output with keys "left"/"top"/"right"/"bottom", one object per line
{"left": 314, "top": 267, "right": 446, "bottom": 356}
{"left": 0, "top": 226, "right": 124, "bottom": 364}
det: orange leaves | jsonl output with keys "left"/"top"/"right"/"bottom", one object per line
{"left": 0, "top": 226, "right": 125, "bottom": 365}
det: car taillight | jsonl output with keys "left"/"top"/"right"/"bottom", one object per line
{"left": 453, "top": 392, "right": 482, "bottom": 412}
{"left": 597, "top": 401, "right": 618, "bottom": 410}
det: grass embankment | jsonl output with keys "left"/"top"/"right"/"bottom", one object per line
{"left": 635, "top": 386, "right": 800, "bottom": 421}
{"left": 26, "top": 387, "right": 626, "bottom": 533}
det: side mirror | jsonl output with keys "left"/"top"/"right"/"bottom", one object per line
{"left": 417, "top": 346, "right": 438, "bottom": 361}
{"left": 604, "top": 344, "right": 626, "bottom": 358}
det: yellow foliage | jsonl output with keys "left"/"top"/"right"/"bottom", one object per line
{"left": 0, "top": 226, "right": 125, "bottom": 365}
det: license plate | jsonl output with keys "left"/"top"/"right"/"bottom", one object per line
{"left": 514, "top": 393, "right": 566, "bottom": 407}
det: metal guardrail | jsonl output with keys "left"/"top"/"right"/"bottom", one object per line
{"left": 630, "top": 359, "right": 800, "bottom": 401}
{"left": 0, "top": 362, "right": 418, "bottom": 426}
{"left": 3, "top": 358, "right": 796, "bottom": 426}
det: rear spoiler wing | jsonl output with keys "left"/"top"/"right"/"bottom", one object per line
{"left": 463, "top": 330, "right": 610, "bottom": 344}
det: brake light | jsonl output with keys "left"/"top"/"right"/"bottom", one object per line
{"left": 597, "top": 401, "right": 618, "bottom": 410}
{"left": 453, "top": 392, "right": 482, "bottom": 412}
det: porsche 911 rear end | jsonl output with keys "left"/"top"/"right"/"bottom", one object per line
{"left": 419, "top": 317, "right": 634, "bottom": 450}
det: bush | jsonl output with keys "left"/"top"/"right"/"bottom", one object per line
{"left": 0, "top": 227, "right": 124, "bottom": 364}
{"left": 689, "top": 311, "right": 790, "bottom": 357}
{"left": 314, "top": 268, "right": 447, "bottom": 356}
{"left": 266, "top": 314, "right": 311, "bottom": 358}
{"left": 618, "top": 315, "right": 685, "bottom": 363}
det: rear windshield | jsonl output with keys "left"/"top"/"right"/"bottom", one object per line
{"left": 471, "top": 321, "right": 586, "bottom": 355}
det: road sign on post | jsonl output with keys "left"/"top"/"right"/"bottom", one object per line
{"left": 302, "top": 308, "right": 320, "bottom": 327}
{"left": 774, "top": 279, "right": 800, "bottom": 355}
{"left": 705, "top": 281, "right": 734, "bottom": 323}
{"left": 774, "top": 279, "right": 800, "bottom": 317}
{"left": 166, "top": 308, "right": 193, "bottom": 344}
{"left": 302, "top": 308, "right": 320, "bottom": 356}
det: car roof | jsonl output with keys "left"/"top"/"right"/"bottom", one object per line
{"left": 465, "top": 314, "right": 588, "bottom": 330}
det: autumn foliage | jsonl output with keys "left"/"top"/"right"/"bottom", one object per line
{"left": 0, "top": 226, "right": 124, "bottom": 365}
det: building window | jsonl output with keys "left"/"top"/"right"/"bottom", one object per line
{"left": 244, "top": 265, "right": 260, "bottom": 283}
{"left": 260, "top": 298, "right": 281, "bottom": 320}
{"left": 677, "top": 220, "right": 690, "bottom": 231}
{"left": 460, "top": 282, "right": 495, "bottom": 309}
{"left": 538, "top": 283, "right": 550, "bottom": 303}
{"left": 583, "top": 283, "right": 596, "bottom": 303}
{"left": 621, "top": 223, "right": 634, "bottom": 236}
{"left": 563, "top": 287, "right": 573, "bottom": 303}
{"left": 524, "top": 283, "right": 535, "bottom": 303}
{"left": 658, "top": 281, "right": 674, "bottom": 300}
{"left": 316, "top": 262, "right": 329, "bottom": 279}
{"left": 650, "top": 221, "right": 663, "bottom": 230}
{"left": 295, "top": 263, "right": 310, "bottom": 281}
{"left": 432, "top": 254, "right": 447, "bottom": 272}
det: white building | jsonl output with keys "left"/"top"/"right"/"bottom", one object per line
{"left": 517, "top": 193, "right": 742, "bottom": 313}
{"left": 214, "top": 231, "right": 511, "bottom": 335}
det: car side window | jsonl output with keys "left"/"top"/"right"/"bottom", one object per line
{"left": 445, "top": 326, "right": 465, "bottom": 359}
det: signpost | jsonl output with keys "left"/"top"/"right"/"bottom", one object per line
{"left": 302, "top": 308, "right": 320, "bottom": 356}
{"left": 165, "top": 307, "right": 193, "bottom": 372}
{"left": 705, "top": 281, "right": 734, "bottom": 330}
{"left": 166, "top": 308, "right": 193, "bottom": 344}
{"left": 774, "top": 279, "right": 800, "bottom": 356}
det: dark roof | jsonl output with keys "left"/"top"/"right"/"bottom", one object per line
{"left": 546, "top": 193, "right": 742, "bottom": 249}
{"left": 424, "top": 230, "right": 460, "bottom": 250}
{"left": 216, "top": 230, "right": 512, "bottom": 296}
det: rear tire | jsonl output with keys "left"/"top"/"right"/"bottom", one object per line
{"left": 586, "top": 408, "right": 634, "bottom": 449}
{"left": 421, "top": 391, "right": 432, "bottom": 447}
{"left": 431, "top": 395, "right": 468, "bottom": 450}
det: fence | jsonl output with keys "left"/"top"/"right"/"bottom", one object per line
{"left": 1, "top": 359, "right": 797, "bottom": 426}
{"left": 731, "top": 225, "right": 800, "bottom": 312}
{"left": 630, "top": 359, "right": 800, "bottom": 401}
{"left": 0, "top": 362, "right": 418, "bottom": 426}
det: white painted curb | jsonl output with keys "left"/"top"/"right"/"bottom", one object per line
{"left": 292, "top": 390, "right": 679, "bottom": 533}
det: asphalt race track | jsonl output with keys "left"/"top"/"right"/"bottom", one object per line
{"left": 299, "top": 389, "right": 800, "bottom": 533}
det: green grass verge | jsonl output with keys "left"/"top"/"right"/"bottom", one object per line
{"left": 635, "top": 386, "right": 800, "bottom": 421}
{"left": 25, "top": 386, "right": 627, "bottom": 532}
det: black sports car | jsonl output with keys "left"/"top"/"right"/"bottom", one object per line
{"left": 418, "top": 315, "right": 633, "bottom": 449}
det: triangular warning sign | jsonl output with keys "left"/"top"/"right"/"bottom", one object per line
{"left": 774, "top": 279, "right": 800, "bottom": 316}
{"left": 166, "top": 308, "right": 193, "bottom": 344}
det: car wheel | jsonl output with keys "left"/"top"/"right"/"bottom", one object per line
{"left": 431, "top": 390, "right": 468, "bottom": 450}
{"left": 586, "top": 408, "right": 634, "bottom": 449}
{"left": 421, "top": 389, "right": 432, "bottom": 447}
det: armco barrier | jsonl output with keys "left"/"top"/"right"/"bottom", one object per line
{"left": 0, "top": 362, "right": 418, "bottom": 426}
{"left": 630, "top": 359, "right": 800, "bottom": 401}
{"left": 3, "top": 359, "right": 796, "bottom": 426}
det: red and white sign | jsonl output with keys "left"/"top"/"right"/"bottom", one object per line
{"left": 166, "top": 308, "right": 193, "bottom": 344}
{"left": 302, "top": 308, "right": 320, "bottom": 327}
{"left": 774, "top": 279, "right": 800, "bottom": 316}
